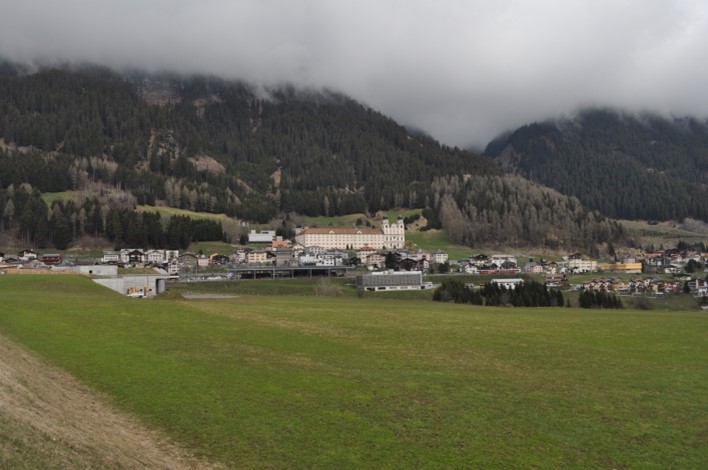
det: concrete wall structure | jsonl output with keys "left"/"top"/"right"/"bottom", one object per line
{"left": 93, "top": 274, "right": 177, "bottom": 297}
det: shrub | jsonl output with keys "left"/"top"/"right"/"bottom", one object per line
{"left": 314, "top": 278, "right": 343, "bottom": 297}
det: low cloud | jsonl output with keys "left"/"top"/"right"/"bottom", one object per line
{"left": 2, "top": 0, "right": 707, "bottom": 148}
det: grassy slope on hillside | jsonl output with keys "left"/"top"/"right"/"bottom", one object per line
{"left": 405, "top": 229, "right": 473, "bottom": 260}
{"left": 0, "top": 275, "right": 706, "bottom": 468}
{"left": 620, "top": 219, "right": 708, "bottom": 248}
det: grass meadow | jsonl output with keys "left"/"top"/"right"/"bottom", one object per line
{"left": 0, "top": 275, "right": 706, "bottom": 468}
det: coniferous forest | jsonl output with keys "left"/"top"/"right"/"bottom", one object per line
{"left": 0, "top": 62, "right": 703, "bottom": 250}
{"left": 484, "top": 109, "right": 708, "bottom": 221}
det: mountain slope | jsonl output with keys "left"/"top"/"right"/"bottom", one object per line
{"left": 0, "top": 63, "right": 498, "bottom": 223}
{"left": 0, "top": 63, "right": 628, "bottom": 251}
{"left": 483, "top": 108, "right": 708, "bottom": 222}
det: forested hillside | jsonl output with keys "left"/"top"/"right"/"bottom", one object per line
{"left": 0, "top": 63, "right": 497, "bottom": 222}
{"left": 0, "top": 62, "right": 630, "bottom": 251}
{"left": 424, "top": 175, "right": 626, "bottom": 253}
{"left": 484, "top": 109, "right": 708, "bottom": 221}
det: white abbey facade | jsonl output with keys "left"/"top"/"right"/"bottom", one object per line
{"left": 295, "top": 217, "right": 405, "bottom": 250}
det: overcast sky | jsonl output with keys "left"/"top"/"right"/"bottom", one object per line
{"left": 2, "top": 0, "right": 707, "bottom": 148}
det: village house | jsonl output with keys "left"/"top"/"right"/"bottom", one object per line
{"left": 41, "top": 253, "right": 64, "bottom": 265}
{"left": 246, "top": 250, "right": 268, "bottom": 265}
{"left": 365, "top": 253, "right": 386, "bottom": 269}
{"left": 462, "top": 263, "right": 479, "bottom": 275}
{"left": 271, "top": 237, "right": 291, "bottom": 249}
{"left": 688, "top": 278, "right": 708, "bottom": 296}
{"left": 398, "top": 256, "right": 423, "bottom": 271}
{"left": 126, "top": 249, "right": 146, "bottom": 265}
{"left": 306, "top": 246, "right": 327, "bottom": 256}
{"left": 299, "top": 251, "right": 318, "bottom": 266}
{"left": 275, "top": 248, "right": 294, "bottom": 267}
{"left": 290, "top": 243, "right": 305, "bottom": 260}
{"left": 472, "top": 254, "right": 489, "bottom": 266}
{"left": 545, "top": 274, "right": 566, "bottom": 288}
{"left": 101, "top": 251, "right": 121, "bottom": 264}
{"left": 179, "top": 252, "right": 199, "bottom": 271}
{"left": 356, "top": 245, "right": 378, "bottom": 264}
{"left": 432, "top": 250, "right": 449, "bottom": 264}
{"left": 209, "top": 253, "right": 230, "bottom": 265}
{"left": 18, "top": 249, "right": 38, "bottom": 261}
{"left": 230, "top": 248, "right": 248, "bottom": 264}
{"left": 490, "top": 254, "right": 518, "bottom": 268}
{"left": 167, "top": 258, "right": 180, "bottom": 275}
{"left": 523, "top": 262, "right": 544, "bottom": 274}
{"left": 582, "top": 278, "right": 614, "bottom": 292}
{"left": 145, "top": 249, "right": 165, "bottom": 264}
{"left": 194, "top": 254, "right": 208, "bottom": 268}
{"left": 567, "top": 258, "right": 598, "bottom": 273}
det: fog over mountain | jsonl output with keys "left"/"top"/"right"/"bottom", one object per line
{"left": 2, "top": 0, "right": 707, "bottom": 148}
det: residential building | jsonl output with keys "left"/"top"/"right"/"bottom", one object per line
{"left": 246, "top": 250, "right": 268, "bottom": 265}
{"left": 463, "top": 264, "right": 479, "bottom": 275}
{"left": 365, "top": 253, "right": 386, "bottom": 269}
{"left": 126, "top": 249, "right": 146, "bottom": 265}
{"left": 490, "top": 254, "right": 517, "bottom": 267}
{"left": 197, "top": 254, "right": 209, "bottom": 268}
{"left": 145, "top": 249, "right": 165, "bottom": 264}
{"left": 275, "top": 248, "right": 294, "bottom": 267}
{"left": 567, "top": 258, "right": 598, "bottom": 273}
{"left": 230, "top": 249, "right": 248, "bottom": 264}
{"left": 271, "top": 237, "right": 291, "bottom": 249}
{"left": 209, "top": 253, "right": 230, "bottom": 265}
{"left": 101, "top": 251, "right": 121, "bottom": 264}
{"left": 167, "top": 258, "right": 180, "bottom": 275}
{"left": 179, "top": 252, "right": 198, "bottom": 270}
{"left": 432, "top": 250, "right": 449, "bottom": 264}
{"left": 18, "top": 249, "right": 38, "bottom": 261}
{"left": 356, "top": 245, "right": 378, "bottom": 263}
{"left": 523, "top": 262, "right": 544, "bottom": 274}
{"left": 41, "top": 253, "right": 63, "bottom": 265}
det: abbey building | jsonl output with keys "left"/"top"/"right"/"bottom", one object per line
{"left": 295, "top": 217, "right": 405, "bottom": 250}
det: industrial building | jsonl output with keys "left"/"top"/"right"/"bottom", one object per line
{"left": 356, "top": 270, "right": 432, "bottom": 292}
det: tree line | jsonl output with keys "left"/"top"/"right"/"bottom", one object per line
{"left": 433, "top": 279, "right": 565, "bottom": 307}
{"left": 0, "top": 183, "right": 223, "bottom": 249}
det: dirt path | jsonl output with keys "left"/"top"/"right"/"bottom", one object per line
{"left": 0, "top": 333, "right": 221, "bottom": 469}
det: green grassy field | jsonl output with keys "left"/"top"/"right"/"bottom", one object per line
{"left": 135, "top": 205, "right": 228, "bottom": 222}
{"left": 40, "top": 190, "right": 84, "bottom": 205}
{"left": 0, "top": 275, "right": 706, "bottom": 468}
{"left": 406, "top": 230, "right": 473, "bottom": 260}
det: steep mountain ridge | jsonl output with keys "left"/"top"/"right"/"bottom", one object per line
{"left": 484, "top": 108, "right": 708, "bottom": 222}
